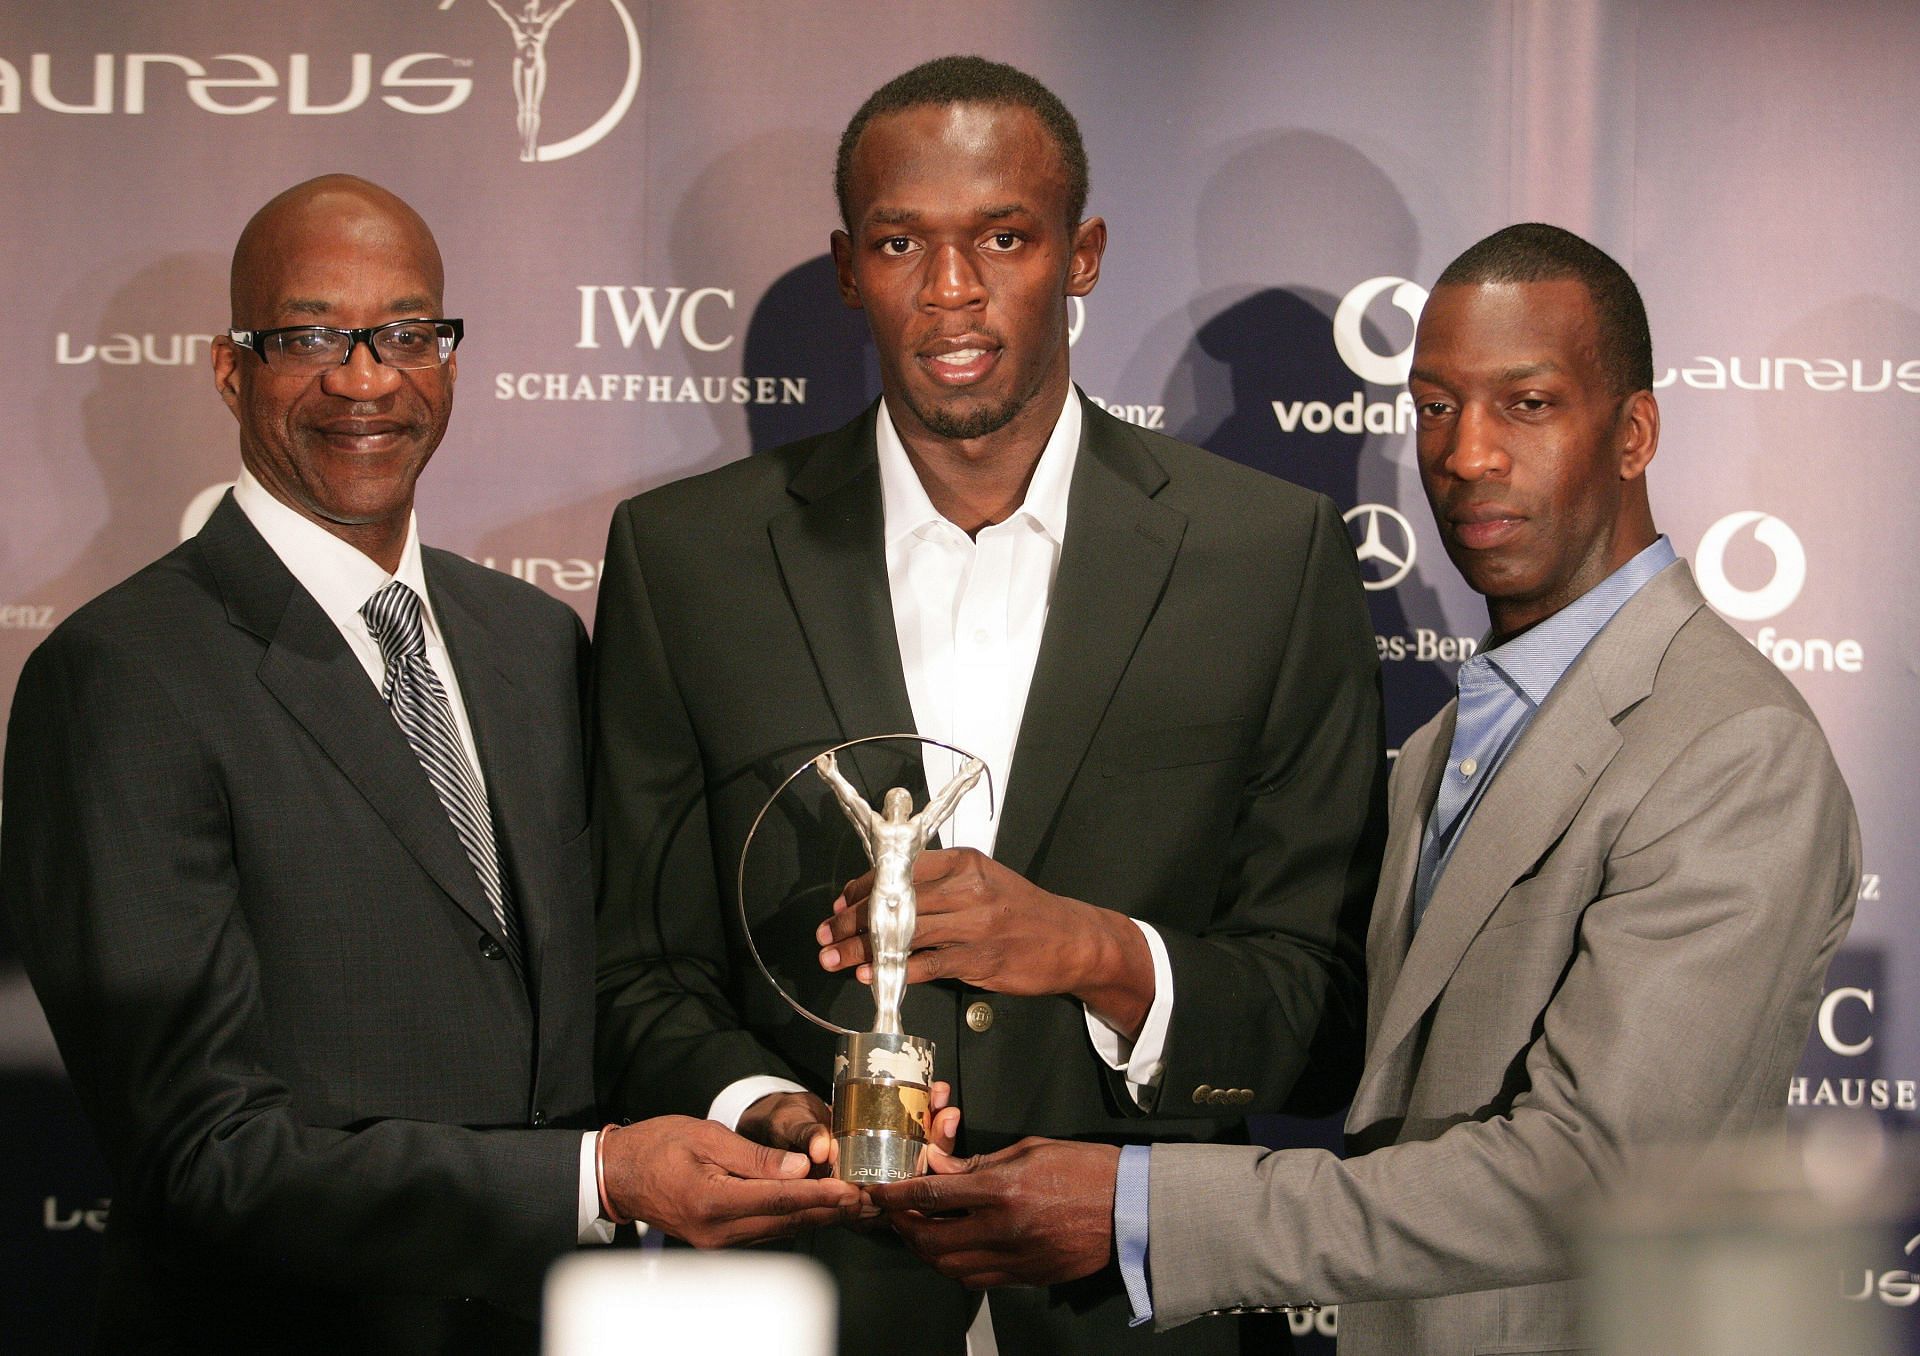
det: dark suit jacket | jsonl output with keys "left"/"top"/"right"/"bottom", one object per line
{"left": 1, "top": 495, "right": 597, "bottom": 1355}
{"left": 590, "top": 399, "right": 1383, "bottom": 1346}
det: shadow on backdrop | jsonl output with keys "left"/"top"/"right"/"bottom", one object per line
{"left": 744, "top": 253, "right": 877, "bottom": 453}
{"left": 1158, "top": 131, "right": 1458, "bottom": 749}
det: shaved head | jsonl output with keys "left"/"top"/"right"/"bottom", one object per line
{"left": 212, "top": 174, "right": 456, "bottom": 572}
{"left": 229, "top": 174, "right": 444, "bottom": 326}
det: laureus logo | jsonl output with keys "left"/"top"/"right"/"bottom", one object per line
{"left": 1694, "top": 510, "right": 1806, "bottom": 622}
{"left": 453, "top": 0, "right": 640, "bottom": 163}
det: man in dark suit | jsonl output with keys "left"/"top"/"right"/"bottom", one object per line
{"left": 1, "top": 175, "right": 859, "bottom": 1355}
{"left": 591, "top": 58, "right": 1384, "bottom": 1354}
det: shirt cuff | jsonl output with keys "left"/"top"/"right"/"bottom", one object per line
{"left": 1083, "top": 920, "right": 1174, "bottom": 1108}
{"left": 708, "top": 1075, "right": 810, "bottom": 1132}
{"left": 577, "top": 1132, "right": 619, "bottom": 1244}
{"left": 1115, "top": 1144, "right": 1154, "bottom": 1326}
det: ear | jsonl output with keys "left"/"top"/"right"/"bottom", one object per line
{"left": 1617, "top": 389, "right": 1659, "bottom": 481}
{"left": 211, "top": 335, "right": 244, "bottom": 422}
{"left": 830, "top": 230, "right": 862, "bottom": 310}
{"left": 1066, "top": 216, "right": 1105, "bottom": 298}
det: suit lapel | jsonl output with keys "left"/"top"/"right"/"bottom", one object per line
{"left": 200, "top": 496, "right": 510, "bottom": 953}
{"left": 428, "top": 555, "right": 550, "bottom": 984}
{"left": 1346, "top": 709, "right": 1451, "bottom": 1127}
{"left": 993, "top": 401, "right": 1184, "bottom": 878}
{"left": 1368, "top": 713, "right": 1452, "bottom": 1033}
{"left": 1355, "top": 562, "right": 1704, "bottom": 1107}
{"left": 767, "top": 408, "right": 924, "bottom": 801}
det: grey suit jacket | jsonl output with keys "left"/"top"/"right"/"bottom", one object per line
{"left": 1, "top": 495, "right": 597, "bottom": 1355}
{"left": 1147, "top": 561, "right": 1859, "bottom": 1356}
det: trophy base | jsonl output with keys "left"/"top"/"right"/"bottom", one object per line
{"left": 831, "top": 1031, "right": 933, "bottom": 1185}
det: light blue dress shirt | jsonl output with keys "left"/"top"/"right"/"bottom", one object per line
{"left": 1113, "top": 536, "right": 1677, "bottom": 1324}
{"left": 1413, "top": 536, "right": 1677, "bottom": 925}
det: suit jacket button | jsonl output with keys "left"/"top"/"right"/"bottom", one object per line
{"left": 531, "top": 1109, "right": 548, "bottom": 1127}
{"left": 965, "top": 1001, "right": 994, "bottom": 1033}
{"left": 479, "top": 937, "right": 504, "bottom": 959}
{"left": 1193, "top": 1084, "right": 1214, "bottom": 1104}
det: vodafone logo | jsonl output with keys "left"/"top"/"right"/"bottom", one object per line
{"left": 1694, "top": 511, "right": 1806, "bottom": 622}
{"left": 1273, "top": 276, "right": 1424, "bottom": 437}
{"left": 1332, "top": 276, "right": 1429, "bottom": 385}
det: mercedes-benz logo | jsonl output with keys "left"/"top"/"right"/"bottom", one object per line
{"left": 1343, "top": 503, "right": 1416, "bottom": 590}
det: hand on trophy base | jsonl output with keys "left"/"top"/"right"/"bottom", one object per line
{"left": 739, "top": 1090, "right": 835, "bottom": 1168}
{"left": 741, "top": 1084, "right": 962, "bottom": 1181}
{"left": 597, "top": 1116, "right": 864, "bottom": 1247}
{"left": 869, "top": 1137, "right": 1121, "bottom": 1288}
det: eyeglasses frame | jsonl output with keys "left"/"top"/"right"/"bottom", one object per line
{"left": 225, "top": 317, "right": 465, "bottom": 369}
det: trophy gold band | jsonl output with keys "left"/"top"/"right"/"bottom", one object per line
{"left": 737, "top": 735, "right": 990, "bottom": 1185}
{"left": 831, "top": 1031, "right": 935, "bottom": 1183}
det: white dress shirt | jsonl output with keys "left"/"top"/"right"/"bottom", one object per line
{"left": 709, "top": 390, "right": 1175, "bottom": 1129}
{"left": 231, "top": 469, "right": 615, "bottom": 1243}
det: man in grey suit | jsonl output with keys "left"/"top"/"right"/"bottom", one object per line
{"left": 874, "top": 223, "right": 1860, "bottom": 1356}
{"left": 1, "top": 175, "right": 858, "bottom": 1355}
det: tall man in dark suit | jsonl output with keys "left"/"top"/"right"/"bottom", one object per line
{"left": 591, "top": 58, "right": 1384, "bottom": 1355}
{"left": 875, "top": 225, "right": 1860, "bottom": 1356}
{"left": 1, "top": 175, "right": 859, "bottom": 1356}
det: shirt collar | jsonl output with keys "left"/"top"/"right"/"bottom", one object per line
{"left": 1469, "top": 535, "right": 1678, "bottom": 705}
{"left": 876, "top": 387, "right": 1081, "bottom": 548}
{"left": 231, "top": 465, "right": 436, "bottom": 640}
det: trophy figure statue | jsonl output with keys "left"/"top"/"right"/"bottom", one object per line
{"left": 812, "top": 751, "right": 983, "bottom": 1036}
{"left": 812, "top": 750, "right": 984, "bottom": 1184}
{"left": 736, "top": 737, "right": 989, "bottom": 1184}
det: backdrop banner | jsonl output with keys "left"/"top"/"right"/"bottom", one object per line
{"left": 2, "top": 3, "right": 1912, "bottom": 1349}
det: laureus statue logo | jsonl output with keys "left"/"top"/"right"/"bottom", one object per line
{"left": 442, "top": 0, "right": 641, "bottom": 163}
{"left": 487, "top": 0, "right": 578, "bottom": 162}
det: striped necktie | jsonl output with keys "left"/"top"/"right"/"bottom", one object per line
{"left": 360, "top": 580, "right": 523, "bottom": 975}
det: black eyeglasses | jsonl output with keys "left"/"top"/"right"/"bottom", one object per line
{"left": 226, "top": 318, "right": 464, "bottom": 371}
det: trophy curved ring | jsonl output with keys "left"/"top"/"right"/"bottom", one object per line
{"left": 734, "top": 732, "right": 996, "bottom": 1037}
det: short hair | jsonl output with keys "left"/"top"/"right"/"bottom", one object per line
{"left": 834, "top": 55, "right": 1089, "bottom": 231}
{"left": 1434, "top": 223, "right": 1653, "bottom": 394}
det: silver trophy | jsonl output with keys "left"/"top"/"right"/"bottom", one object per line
{"left": 738, "top": 735, "right": 987, "bottom": 1184}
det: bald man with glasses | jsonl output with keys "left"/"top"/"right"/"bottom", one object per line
{"left": 1, "top": 175, "right": 859, "bottom": 1356}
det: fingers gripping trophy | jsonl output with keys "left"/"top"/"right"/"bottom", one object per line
{"left": 738, "top": 737, "right": 985, "bottom": 1184}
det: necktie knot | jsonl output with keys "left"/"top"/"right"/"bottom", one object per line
{"left": 361, "top": 580, "right": 427, "bottom": 668}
